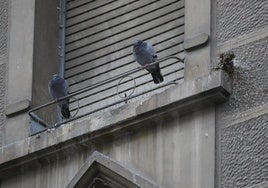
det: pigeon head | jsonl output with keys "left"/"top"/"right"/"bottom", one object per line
{"left": 52, "top": 74, "right": 62, "bottom": 80}
{"left": 133, "top": 40, "right": 145, "bottom": 50}
{"left": 135, "top": 39, "right": 143, "bottom": 45}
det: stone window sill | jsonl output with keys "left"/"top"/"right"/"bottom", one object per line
{"left": 0, "top": 70, "right": 231, "bottom": 177}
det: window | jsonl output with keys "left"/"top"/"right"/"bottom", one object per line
{"left": 29, "top": 0, "right": 185, "bottom": 134}
{"left": 30, "top": 0, "right": 61, "bottom": 133}
{"left": 65, "top": 0, "right": 185, "bottom": 117}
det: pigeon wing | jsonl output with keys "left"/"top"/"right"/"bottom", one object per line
{"left": 146, "top": 43, "right": 157, "bottom": 62}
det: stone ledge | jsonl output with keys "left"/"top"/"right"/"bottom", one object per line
{"left": 218, "top": 26, "right": 268, "bottom": 53}
{"left": 5, "top": 99, "right": 31, "bottom": 116}
{"left": 219, "top": 104, "right": 268, "bottom": 128}
{"left": 0, "top": 70, "right": 231, "bottom": 178}
{"left": 184, "top": 33, "right": 209, "bottom": 51}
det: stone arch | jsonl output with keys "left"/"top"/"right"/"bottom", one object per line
{"left": 67, "top": 151, "right": 161, "bottom": 188}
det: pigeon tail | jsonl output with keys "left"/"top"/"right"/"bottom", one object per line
{"left": 151, "top": 71, "right": 164, "bottom": 84}
{"left": 61, "top": 103, "right": 71, "bottom": 118}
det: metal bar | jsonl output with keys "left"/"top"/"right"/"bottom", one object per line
{"left": 69, "top": 67, "right": 185, "bottom": 110}
{"left": 69, "top": 62, "right": 183, "bottom": 100}
{"left": 59, "top": 0, "right": 66, "bottom": 77}
{"left": 29, "top": 56, "right": 184, "bottom": 135}
{"left": 30, "top": 80, "right": 180, "bottom": 136}
{"left": 29, "top": 56, "right": 183, "bottom": 114}
{"left": 30, "top": 112, "right": 50, "bottom": 127}
{"left": 54, "top": 81, "right": 179, "bottom": 128}
{"left": 69, "top": 59, "right": 184, "bottom": 103}
{"left": 69, "top": 56, "right": 184, "bottom": 97}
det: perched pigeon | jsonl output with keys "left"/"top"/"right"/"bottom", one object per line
{"left": 133, "top": 40, "right": 163, "bottom": 84}
{"left": 48, "top": 74, "right": 70, "bottom": 118}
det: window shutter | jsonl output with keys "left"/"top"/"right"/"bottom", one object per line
{"left": 65, "top": 0, "right": 185, "bottom": 116}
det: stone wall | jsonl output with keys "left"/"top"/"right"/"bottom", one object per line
{"left": 0, "top": 107, "right": 216, "bottom": 188}
{"left": 216, "top": 0, "right": 268, "bottom": 187}
{"left": 0, "top": 0, "right": 8, "bottom": 147}
{"left": 0, "top": 0, "right": 8, "bottom": 57}
{"left": 0, "top": 64, "right": 6, "bottom": 148}
{"left": 216, "top": 0, "right": 268, "bottom": 42}
{"left": 221, "top": 114, "right": 268, "bottom": 188}
{"left": 0, "top": 0, "right": 267, "bottom": 187}
{"left": 218, "top": 37, "right": 268, "bottom": 117}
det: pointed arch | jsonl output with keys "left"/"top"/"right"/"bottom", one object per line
{"left": 67, "top": 151, "right": 161, "bottom": 188}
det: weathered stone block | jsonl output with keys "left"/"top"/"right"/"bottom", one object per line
{"left": 216, "top": 0, "right": 268, "bottom": 42}
{"left": 0, "top": 63, "right": 6, "bottom": 147}
{"left": 218, "top": 37, "right": 268, "bottom": 118}
{"left": 184, "top": 33, "right": 209, "bottom": 51}
{"left": 5, "top": 99, "right": 31, "bottom": 116}
{"left": 221, "top": 114, "right": 268, "bottom": 188}
{"left": 0, "top": 0, "right": 8, "bottom": 57}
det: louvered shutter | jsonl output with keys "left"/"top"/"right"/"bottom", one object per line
{"left": 65, "top": 0, "right": 185, "bottom": 116}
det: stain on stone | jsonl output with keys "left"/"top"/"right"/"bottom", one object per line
{"left": 215, "top": 51, "right": 235, "bottom": 75}
{"left": 217, "top": 37, "right": 268, "bottom": 118}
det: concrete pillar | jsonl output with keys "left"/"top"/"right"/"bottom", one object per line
{"left": 184, "top": 0, "right": 211, "bottom": 80}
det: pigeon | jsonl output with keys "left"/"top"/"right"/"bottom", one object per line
{"left": 48, "top": 74, "right": 71, "bottom": 118}
{"left": 133, "top": 40, "right": 163, "bottom": 84}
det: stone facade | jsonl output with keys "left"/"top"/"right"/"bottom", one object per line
{"left": 221, "top": 114, "right": 268, "bottom": 188}
{"left": 0, "top": 63, "right": 6, "bottom": 148}
{"left": 216, "top": 0, "right": 268, "bottom": 187}
{"left": 0, "top": 0, "right": 8, "bottom": 57}
{"left": 0, "top": 0, "right": 267, "bottom": 188}
{"left": 216, "top": 0, "right": 268, "bottom": 42}
{"left": 217, "top": 37, "right": 268, "bottom": 117}
{"left": 0, "top": 0, "right": 8, "bottom": 148}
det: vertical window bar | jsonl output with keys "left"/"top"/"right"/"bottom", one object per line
{"left": 56, "top": 0, "right": 67, "bottom": 123}
{"left": 59, "top": 0, "right": 66, "bottom": 77}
